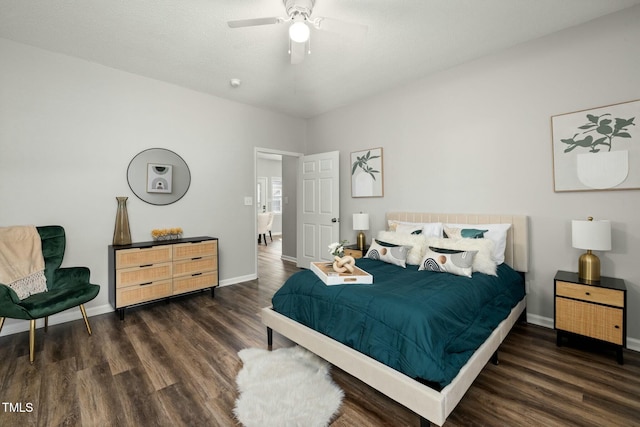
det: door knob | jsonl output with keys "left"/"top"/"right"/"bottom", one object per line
{"left": 331, "top": 218, "right": 339, "bottom": 223}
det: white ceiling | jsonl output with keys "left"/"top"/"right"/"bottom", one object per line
{"left": 1, "top": 0, "right": 639, "bottom": 118}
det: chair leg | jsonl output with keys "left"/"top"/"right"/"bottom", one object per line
{"left": 263, "top": 234, "right": 268, "bottom": 246}
{"left": 269, "top": 231, "right": 273, "bottom": 241}
{"left": 29, "top": 319, "right": 36, "bottom": 364}
{"left": 0, "top": 317, "right": 5, "bottom": 335}
{"left": 44, "top": 316, "right": 48, "bottom": 333}
{"left": 79, "top": 304, "right": 92, "bottom": 336}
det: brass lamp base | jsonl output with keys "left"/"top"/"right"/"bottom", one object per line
{"left": 357, "top": 231, "right": 366, "bottom": 251}
{"left": 578, "top": 250, "right": 601, "bottom": 282}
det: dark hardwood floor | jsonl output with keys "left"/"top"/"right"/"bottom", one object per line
{"left": 1, "top": 236, "right": 639, "bottom": 426}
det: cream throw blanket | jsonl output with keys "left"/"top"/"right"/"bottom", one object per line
{"left": 0, "top": 226, "right": 47, "bottom": 299}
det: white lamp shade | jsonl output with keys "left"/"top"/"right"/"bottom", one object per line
{"left": 353, "top": 213, "right": 370, "bottom": 231}
{"left": 289, "top": 21, "right": 310, "bottom": 43}
{"left": 572, "top": 219, "right": 611, "bottom": 251}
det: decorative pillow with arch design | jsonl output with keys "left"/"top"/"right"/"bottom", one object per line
{"left": 418, "top": 246, "right": 477, "bottom": 278}
{"left": 365, "top": 239, "right": 411, "bottom": 268}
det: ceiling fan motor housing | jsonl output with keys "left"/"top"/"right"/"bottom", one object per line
{"left": 284, "top": 0, "right": 315, "bottom": 18}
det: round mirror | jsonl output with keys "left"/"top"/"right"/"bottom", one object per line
{"left": 127, "top": 148, "right": 191, "bottom": 205}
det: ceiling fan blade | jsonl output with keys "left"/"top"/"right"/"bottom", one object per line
{"left": 290, "top": 41, "right": 306, "bottom": 65}
{"left": 314, "top": 17, "right": 368, "bottom": 39}
{"left": 227, "top": 17, "right": 281, "bottom": 28}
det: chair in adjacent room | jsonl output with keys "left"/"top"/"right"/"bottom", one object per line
{"left": 257, "top": 212, "right": 274, "bottom": 245}
{"left": 0, "top": 225, "right": 100, "bottom": 363}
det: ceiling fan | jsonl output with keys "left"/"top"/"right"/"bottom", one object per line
{"left": 227, "top": 0, "right": 367, "bottom": 64}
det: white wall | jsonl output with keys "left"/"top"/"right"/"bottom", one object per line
{"left": 0, "top": 38, "right": 306, "bottom": 334}
{"left": 306, "top": 7, "right": 640, "bottom": 346}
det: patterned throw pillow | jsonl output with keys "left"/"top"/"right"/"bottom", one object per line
{"left": 365, "top": 239, "right": 411, "bottom": 268}
{"left": 418, "top": 246, "right": 477, "bottom": 278}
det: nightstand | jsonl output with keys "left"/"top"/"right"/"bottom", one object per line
{"left": 343, "top": 244, "right": 368, "bottom": 259}
{"left": 554, "top": 270, "right": 626, "bottom": 364}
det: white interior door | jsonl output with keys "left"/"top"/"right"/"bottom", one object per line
{"left": 296, "top": 151, "right": 340, "bottom": 269}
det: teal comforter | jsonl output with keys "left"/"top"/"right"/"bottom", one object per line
{"left": 272, "top": 258, "right": 525, "bottom": 388}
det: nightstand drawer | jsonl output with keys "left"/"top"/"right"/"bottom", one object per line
{"left": 344, "top": 248, "right": 364, "bottom": 259}
{"left": 556, "top": 281, "right": 624, "bottom": 307}
{"left": 555, "top": 297, "right": 624, "bottom": 345}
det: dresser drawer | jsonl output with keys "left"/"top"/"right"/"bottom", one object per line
{"left": 172, "top": 271, "right": 218, "bottom": 295}
{"left": 116, "top": 246, "right": 172, "bottom": 268}
{"left": 556, "top": 281, "right": 624, "bottom": 307}
{"left": 116, "top": 279, "right": 172, "bottom": 307}
{"left": 173, "top": 240, "right": 217, "bottom": 261}
{"left": 116, "top": 262, "right": 173, "bottom": 288}
{"left": 555, "top": 297, "right": 624, "bottom": 345}
{"left": 173, "top": 256, "right": 216, "bottom": 277}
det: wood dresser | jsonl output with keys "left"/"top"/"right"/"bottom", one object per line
{"left": 554, "top": 270, "right": 626, "bottom": 364}
{"left": 109, "top": 236, "right": 218, "bottom": 319}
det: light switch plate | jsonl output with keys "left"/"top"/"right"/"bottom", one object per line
{"left": 244, "top": 196, "right": 253, "bottom": 206}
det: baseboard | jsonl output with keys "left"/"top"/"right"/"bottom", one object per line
{"left": 280, "top": 254, "right": 297, "bottom": 264}
{"left": 0, "top": 303, "right": 114, "bottom": 337}
{"left": 219, "top": 273, "right": 257, "bottom": 287}
{"left": 0, "top": 273, "right": 258, "bottom": 337}
{"left": 526, "top": 313, "right": 554, "bottom": 329}
{"left": 4, "top": 289, "right": 637, "bottom": 353}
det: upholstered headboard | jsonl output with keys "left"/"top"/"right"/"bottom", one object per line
{"left": 386, "top": 212, "right": 529, "bottom": 273}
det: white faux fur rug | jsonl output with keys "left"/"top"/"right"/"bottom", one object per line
{"left": 234, "top": 346, "right": 344, "bottom": 427}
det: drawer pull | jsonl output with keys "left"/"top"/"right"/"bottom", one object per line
{"left": 192, "top": 273, "right": 203, "bottom": 277}
{"left": 140, "top": 264, "right": 153, "bottom": 268}
{"left": 585, "top": 292, "right": 590, "bottom": 296}
{"left": 140, "top": 282, "right": 153, "bottom": 286}
{"left": 191, "top": 257, "right": 202, "bottom": 261}
{"left": 615, "top": 325, "right": 620, "bottom": 329}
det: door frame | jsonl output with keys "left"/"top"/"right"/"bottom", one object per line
{"left": 254, "top": 147, "right": 303, "bottom": 276}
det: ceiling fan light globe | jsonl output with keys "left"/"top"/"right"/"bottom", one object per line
{"left": 289, "top": 21, "right": 310, "bottom": 43}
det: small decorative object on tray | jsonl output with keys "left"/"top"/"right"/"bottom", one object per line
{"left": 311, "top": 262, "right": 373, "bottom": 286}
{"left": 151, "top": 227, "right": 183, "bottom": 241}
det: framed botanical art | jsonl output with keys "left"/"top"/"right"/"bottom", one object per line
{"left": 551, "top": 99, "right": 638, "bottom": 192}
{"left": 351, "top": 147, "right": 384, "bottom": 197}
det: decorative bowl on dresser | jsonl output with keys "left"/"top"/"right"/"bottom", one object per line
{"left": 109, "top": 236, "right": 218, "bottom": 319}
{"left": 554, "top": 270, "right": 626, "bottom": 364}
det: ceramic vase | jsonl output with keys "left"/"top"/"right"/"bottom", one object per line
{"left": 113, "top": 196, "right": 132, "bottom": 245}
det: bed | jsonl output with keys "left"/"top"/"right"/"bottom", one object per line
{"left": 261, "top": 212, "right": 529, "bottom": 426}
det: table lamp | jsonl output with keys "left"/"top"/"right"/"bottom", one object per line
{"left": 353, "top": 213, "right": 370, "bottom": 251}
{"left": 572, "top": 216, "right": 611, "bottom": 282}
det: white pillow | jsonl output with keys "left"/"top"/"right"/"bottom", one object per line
{"left": 395, "top": 223, "right": 423, "bottom": 235}
{"left": 445, "top": 223, "right": 511, "bottom": 264}
{"left": 425, "top": 237, "right": 497, "bottom": 276}
{"left": 377, "top": 231, "right": 427, "bottom": 265}
{"left": 387, "top": 220, "right": 443, "bottom": 238}
{"left": 418, "top": 246, "right": 477, "bottom": 278}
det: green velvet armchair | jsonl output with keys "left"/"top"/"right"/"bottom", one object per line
{"left": 0, "top": 226, "right": 100, "bottom": 363}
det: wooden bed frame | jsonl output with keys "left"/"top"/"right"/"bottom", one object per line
{"left": 261, "top": 212, "right": 529, "bottom": 426}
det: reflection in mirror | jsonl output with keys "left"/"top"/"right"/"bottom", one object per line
{"left": 127, "top": 148, "right": 191, "bottom": 205}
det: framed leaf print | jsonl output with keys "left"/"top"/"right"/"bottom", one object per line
{"left": 351, "top": 148, "right": 384, "bottom": 197}
{"left": 551, "top": 99, "right": 638, "bottom": 192}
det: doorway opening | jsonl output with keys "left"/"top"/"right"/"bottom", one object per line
{"left": 254, "top": 148, "right": 301, "bottom": 277}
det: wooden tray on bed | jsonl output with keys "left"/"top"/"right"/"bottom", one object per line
{"left": 311, "top": 262, "right": 373, "bottom": 285}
